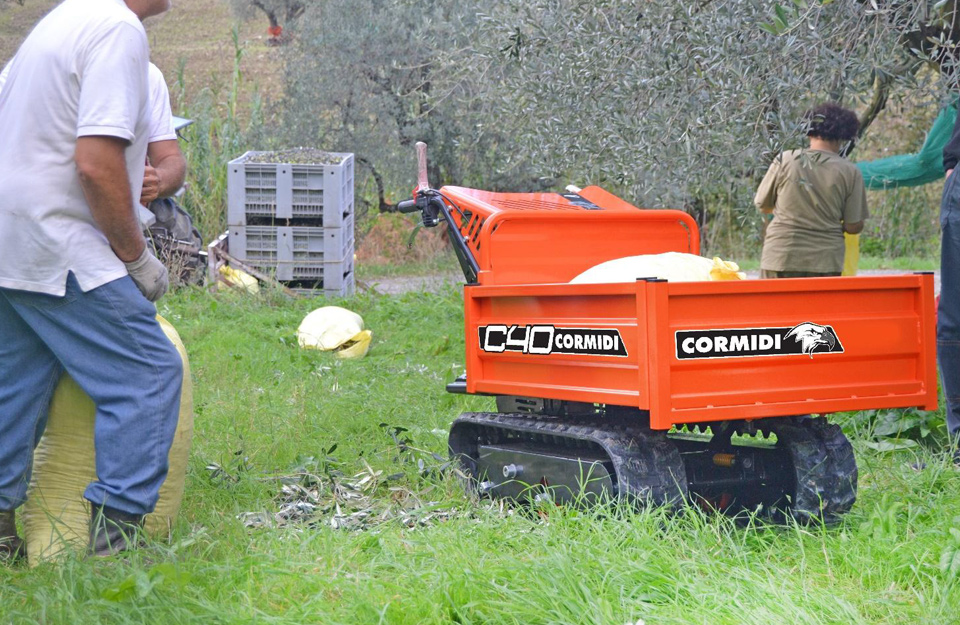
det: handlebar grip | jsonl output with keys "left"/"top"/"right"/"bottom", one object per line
{"left": 397, "top": 199, "right": 418, "bottom": 213}
{"left": 416, "top": 141, "right": 429, "bottom": 192}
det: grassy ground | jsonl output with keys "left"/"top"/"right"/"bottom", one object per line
{"left": 0, "top": 287, "right": 957, "bottom": 624}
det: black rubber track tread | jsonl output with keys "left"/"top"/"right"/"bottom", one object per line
{"left": 450, "top": 412, "right": 688, "bottom": 506}
{"left": 766, "top": 417, "right": 858, "bottom": 524}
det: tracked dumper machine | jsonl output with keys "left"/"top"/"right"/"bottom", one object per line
{"left": 399, "top": 143, "right": 938, "bottom": 522}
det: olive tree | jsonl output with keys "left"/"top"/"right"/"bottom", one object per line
{"left": 280, "top": 0, "right": 549, "bottom": 216}
{"left": 462, "top": 0, "right": 960, "bottom": 252}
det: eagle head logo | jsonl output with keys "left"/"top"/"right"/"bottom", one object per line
{"left": 785, "top": 322, "right": 837, "bottom": 357}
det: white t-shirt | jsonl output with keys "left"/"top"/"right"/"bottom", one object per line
{"left": 0, "top": 62, "right": 173, "bottom": 143}
{"left": 0, "top": 0, "right": 151, "bottom": 296}
{"left": 146, "top": 62, "right": 176, "bottom": 143}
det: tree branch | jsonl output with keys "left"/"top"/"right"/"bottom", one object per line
{"left": 840, "top": 71, "right": 891, "bottom": 158}
{"left": 355, "top": 156, "right": 391, "bottom": 213}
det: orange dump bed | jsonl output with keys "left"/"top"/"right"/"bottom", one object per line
{"left": 464, "top": 275, "right": 938, "bottom": 429}
{"left": 440, "top": 185, "right": 938, "bottom": 429}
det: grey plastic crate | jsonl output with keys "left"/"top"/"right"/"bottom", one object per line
{"left": 229, "top": 213, "right": 354, "bottom": 262}
{"left": 251, "top": 255, "right": 354, "bottom": 289}
{"left": 228, "top": 220, "right": 354, "bottom": 284}
{"left": 290, "top": 272, "right": 356, "bottom": 297}
{"left": 228, "top": 151, "right": 354, "bottom": 227}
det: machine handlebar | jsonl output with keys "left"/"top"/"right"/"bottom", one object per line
{"left": 397, "top": 199, "right": 418, "bottom": 213}
{"left": 401, "top": 142, "right": 481, "bottom": 283}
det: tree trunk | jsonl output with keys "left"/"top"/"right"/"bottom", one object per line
{"left": 356, "top": 156, "right": 392, "bottom": 213}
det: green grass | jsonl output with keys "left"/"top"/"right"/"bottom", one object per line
{"left": 356, "top": 252, "right": 460, "bottom": 280}
{"left": 1, "top": 287, "right": 958, "bottom": 624}
{"left": 857, "top": 255, "right": 941, "bottom": 271}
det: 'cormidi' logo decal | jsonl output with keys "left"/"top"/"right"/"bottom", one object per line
{"left": 676, "top": 322, "right": 843, "bottom": 360}
{"left": 479, "top": 325, "right": 627, "bottom": 357}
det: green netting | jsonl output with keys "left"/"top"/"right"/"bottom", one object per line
{"left": 856, "top": 105, "right": 956, "bottom": 189}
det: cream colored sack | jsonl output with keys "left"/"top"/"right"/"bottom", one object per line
{"left": 297, "top": 306, "right": 373, "bottom": 359}
{"left": 22, "top": 316, "right": 194, "bottom": 565}
{"left": 570, "top": 251, "right": 746, "bottom": 284}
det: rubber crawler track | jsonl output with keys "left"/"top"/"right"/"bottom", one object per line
{"left": 765, "top": 416, "right": 858, "bottom": 524}
{"left": 450, "top": 413, "right": 857, "bottom": 522}
{"left": 449, "top": 412, "right": 688, "bottom": 506}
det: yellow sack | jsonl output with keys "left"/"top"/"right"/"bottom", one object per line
{"left": 842, "top": 232, "right": 860, "bottom": 276}
{"left": 297, "top": 306, "right": 373, "bottom": 359}
{"left": 219, "top": 265, "right": 260, "bottom": 294}
{"left": 709, "top": 257, "right": 746, "bottom": 281}
{"left": 22, "top": 316, "right": 194, "bottom": 566}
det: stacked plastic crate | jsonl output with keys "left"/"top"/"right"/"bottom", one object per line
{"left": 227, "top": 149, "right": 355, "bottom": 296}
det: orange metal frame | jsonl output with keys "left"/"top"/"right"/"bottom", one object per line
{"left": 441, "top": 186, "right": 939, "bottom": 429}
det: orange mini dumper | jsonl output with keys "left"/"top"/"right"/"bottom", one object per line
{"left": 399, "top": 145, "right": 938, "bottom": 522}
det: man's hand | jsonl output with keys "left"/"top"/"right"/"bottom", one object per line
{"left": 948, "top": 169, "right": 954, "bottom": 180}
{"left": 140, "top": 164, "right": 162, "bottom": 206}
{"left": 145, "top": 139, "right": 186, "bottom": 201}
{"left": 123, "top": 247, "right": 169, "bottom": 302}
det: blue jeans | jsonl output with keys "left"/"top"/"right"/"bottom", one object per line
{"left": 940, "top": 173, "right": 960, "bottom": 441}
{"left": 0, "top": 273, "right": 182, "bottom": 515}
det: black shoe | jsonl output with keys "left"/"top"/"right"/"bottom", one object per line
{"left": 0, "top": 509, "right": 25, "bottom": 564}
{"left": 953, "top": 448, "right": 960, "bottom": 469}
{"left": 89, "top": 504, "right": 145, "bottom": 557}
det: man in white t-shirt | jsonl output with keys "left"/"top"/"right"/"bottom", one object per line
{"left": 0, "top": 60, "right": 186, "bottom": 207}
{"left": 0, "top": 0, "right": 180, "bottom": 560}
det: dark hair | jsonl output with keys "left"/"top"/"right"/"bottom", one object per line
{"left": 804, "top": 102, "right": 859, "bottom": 141}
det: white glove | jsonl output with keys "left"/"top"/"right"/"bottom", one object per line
{"left": 124, "top": 247, "right": 169, "bottom": 302}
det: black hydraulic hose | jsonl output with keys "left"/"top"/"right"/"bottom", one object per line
{"left": 434, "top": 196, "right": 480, "bottom": 283}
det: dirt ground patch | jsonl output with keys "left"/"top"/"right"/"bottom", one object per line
{"left": 0, "top": 0, "right": 282, "bottom": 105}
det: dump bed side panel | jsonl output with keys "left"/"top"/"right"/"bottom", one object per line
{"left": 464, "top": 275, "right": 938, "bottom": 429}
{"left": 651, "top": 274, "right": 938, "bottom": 429}
{"left": 464, "top": 283, "right": 644, "bottom": 406}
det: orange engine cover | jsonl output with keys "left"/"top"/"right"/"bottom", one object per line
{"left": 438, "top": 185, "right": 699, "bottom": 286}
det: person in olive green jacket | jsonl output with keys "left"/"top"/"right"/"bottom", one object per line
{"left": 755, "top": 103, "right": 868, "bottom": 279}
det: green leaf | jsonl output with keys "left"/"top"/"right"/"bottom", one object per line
{"left": 101, "top": 571, "right": 150, "bottom": 602}
{"left": 864, "top": 439, "right": 918, "bottom": 452}
{"left": 759, "top": 22, "right": 781, "bottom": 36}
{"left": 406, "top": 223, "right": 424, "bottom": 249}
{"left": 135, "top": 571, "right": 157, "bottom": 599}
{"left": 940, "top": 547, "right": 960, "bottom": 580}
{"left": 774, "top": 5, "right": 790, "bottom": 27}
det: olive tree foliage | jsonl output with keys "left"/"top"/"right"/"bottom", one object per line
{"left": 462, "top": 0, "right": 960, "bottom": 252}
{"left": 280, "top": 0, "right": 547, "bottom": 216}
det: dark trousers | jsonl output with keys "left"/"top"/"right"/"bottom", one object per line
{"left": 940, "top": 173, "right": 960, "bottom": 440}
